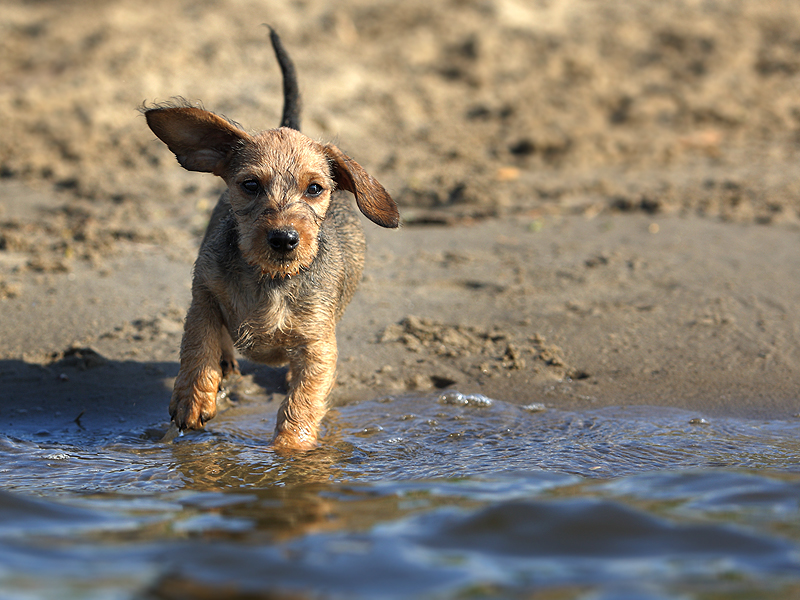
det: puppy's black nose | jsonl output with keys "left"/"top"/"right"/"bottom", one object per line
{"left": 268, "top": 228, "right": 300, "bottom": 252}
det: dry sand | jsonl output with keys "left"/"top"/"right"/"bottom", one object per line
{"left": 1, "top": 0, "right": 799, "bottom": 437}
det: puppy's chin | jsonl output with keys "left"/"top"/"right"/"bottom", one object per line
{"left": 244, "top": 250, "right": 311, "bottom": 279}
{"left": 258, "top": 261, "right": 305, "bottom": 279}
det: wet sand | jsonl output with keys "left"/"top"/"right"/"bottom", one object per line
{"left": 1, "top": 0, "right": 800, "bottom": 437}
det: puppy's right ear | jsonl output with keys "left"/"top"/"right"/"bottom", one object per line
{"left": 144, "top": 107, "right": 247, "bottom": 175}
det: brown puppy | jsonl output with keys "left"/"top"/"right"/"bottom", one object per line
{"left": 144, "top": 29, "right": 398, "bottom": 450}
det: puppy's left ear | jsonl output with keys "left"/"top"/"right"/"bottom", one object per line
{"left": 324, "top": 144, "right": 399, "bottom": 228}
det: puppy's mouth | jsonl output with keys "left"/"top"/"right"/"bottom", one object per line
{"left": 258, "top": 257, "right": 306, "bottom": 279}
{"left": 243, "top": 247, "right": 302, "bottom": 277}
{"left": 249, "top": 248, "right": 310, "bottom": 280}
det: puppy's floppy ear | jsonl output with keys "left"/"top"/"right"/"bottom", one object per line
{"left": 324, "top": 144, "right": 399, "bottom": 228}
{"left": 145, "top": 106, "right": 248, "bottom": 176}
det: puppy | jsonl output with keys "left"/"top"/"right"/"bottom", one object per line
{"left": 144, "top": 29, "right": 398, "bottom": 450}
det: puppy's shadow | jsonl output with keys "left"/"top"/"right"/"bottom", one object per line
{"left": 0, "top": 348, "right": 296, "bottom": 445}
{"left": 0, "top": 349, "right": 177, "bottom": 443}
{"left": 220, "top": 361, "right": 289, "bottom": 416}
{"left": 238, "top": 361, "right": 289, "bottom": 396}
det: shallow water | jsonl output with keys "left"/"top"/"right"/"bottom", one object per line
{"left": 2, "top": 391, "right": 800, "bottom": 599}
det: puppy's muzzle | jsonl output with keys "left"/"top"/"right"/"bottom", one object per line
{"left": 268, "top": 228, "right": 300, "bottom": 253}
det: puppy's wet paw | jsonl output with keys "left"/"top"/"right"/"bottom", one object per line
{"left": 170, "top": 367, "right": 221, "bottom": 430}
{"left": 272, "top": 426, "right": 318, "bottom": 452}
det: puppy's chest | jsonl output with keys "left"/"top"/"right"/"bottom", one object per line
{"left": 221, "top": 282, "right": 328, "bottom": 350}
{"left": 222, "top": 286, "right": 291, "bottom": 345}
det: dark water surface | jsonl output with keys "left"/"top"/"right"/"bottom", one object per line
{"left": 2, "top": 391, "right": 800, "bottom": 599}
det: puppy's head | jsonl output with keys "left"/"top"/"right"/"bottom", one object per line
{"left": 144, "top": 105, "right": 399, "bottom": 278}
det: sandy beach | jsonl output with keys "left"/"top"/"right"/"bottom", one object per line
{"left": 2, "top": 0, "right": 799, "bottom": 437}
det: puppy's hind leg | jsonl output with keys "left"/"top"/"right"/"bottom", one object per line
{"left": 220, "top": 326, "right": 240, "bottom": 378}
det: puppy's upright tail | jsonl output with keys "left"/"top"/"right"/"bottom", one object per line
{"left": 267, "top": 26, "right": 301, "bottom": 131}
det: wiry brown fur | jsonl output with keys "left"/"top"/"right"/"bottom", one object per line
{"left": 143, "top": 35, "right": 398, "bottom": 450}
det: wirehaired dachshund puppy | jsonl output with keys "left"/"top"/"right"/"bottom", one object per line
{"left": 144, "top": 29, "right": 398, "bottom": 449}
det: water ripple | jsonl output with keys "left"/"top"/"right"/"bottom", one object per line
{"left": 1, "top": 393, "right": 800, "bottom": 598}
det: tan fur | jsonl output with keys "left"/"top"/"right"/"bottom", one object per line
{"left": 145, "top": 105, "right": 398, "bottom": 450}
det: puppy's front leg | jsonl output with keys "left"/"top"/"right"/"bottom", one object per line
{"left": 171, "top": 288, "right": 226, "bottom": 430}
{"left": 273, "top": 333, "right": 338, "bottom": 451}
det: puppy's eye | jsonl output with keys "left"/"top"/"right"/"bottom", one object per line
{"left": 305, "top": 183, "right": 324, "bottom": 197}
{"left": 241, "top": 180, "right": 260, "bottom": 195}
